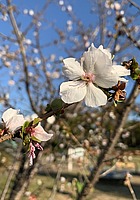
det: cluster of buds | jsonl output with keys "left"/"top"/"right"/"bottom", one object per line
{"left": 107, "top": 58, "right": 140, "bottom": 104}
{"left": 108, "top": 81, "right": 126, "bottom": 104}
{"left": 122, "top": 58, "right": 140, "bottom": 89}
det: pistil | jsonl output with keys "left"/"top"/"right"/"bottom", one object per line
{"left": 81, "top": 73, "right": 95, "bottom": 83}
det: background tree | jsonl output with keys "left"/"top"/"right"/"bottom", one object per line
{"left": 0, "top": 0, "right": 140, "bottom": 200}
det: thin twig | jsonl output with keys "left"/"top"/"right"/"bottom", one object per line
{"left": 0, "top": 144, "right": 22, "bottom": 200}
{"left": 0, "top": 103, "right": 72, "bottom": 143}
{"left": 124, "top": 172, "right": 138, "bottom": 200}
{"left": 127, "top": 0, "right": 140, "bottom": 10}
{"left": 123, "top": 27, "right": 140, "bottom": 50}
{"left": 48, "top": 156, "right": 65, "bottom": 200}
{"left": 76, "top": 82, "right": 139, "bottom": 200}
{"left": 7, "top": 0, "right": 37, "bottom": 114}
{"left": 0, "top": 133, "right": 14, "bottom": 143}
{"left": 100, "top": 165, "right": 116, "bottom": 178}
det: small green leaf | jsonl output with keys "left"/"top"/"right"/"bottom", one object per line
{"left": 114, "top": 101, "right": 118, "bottom": 107}
{"left": 33, "top": 117, "right": 42, "bottom": 126}
{"left": 117, "top": 100, "right": 124, "bottom": 103}
{"left": 31, "top": 135, "right": 41, "bottom": 143}
{"left": 132, "top": 74, "right": 139, "bottom": 80}
{"left": 131, "top": 58, "right": 139, "bottom": 69}
{"left": 76, "top": 181, "right": 84, "bottom": 194}
{"left": 45, "top": 104, "right": 52, "bottom": 112}
{"left": 51, "top": 98, "right": 64, "bottom": 112}
{"left": 135, "top": 68, "right": 140, "bottom": 75}
{"left": 21, "top": 121, "right": 30, "bottom": 136}
{"left": 23, "top": 135, "right": 30, "bottom": 146}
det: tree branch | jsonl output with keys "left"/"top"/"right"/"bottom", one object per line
{"left": 77, "top": 82, "right": 139, "bottom": 200}
{"left": 7, "top": 0, "right": 37, "bottom": 114}
{"left": 123, "top": 27, "right": 140, "bottom": 50}
{"left": 127, "top": 0, "right": 140, "bottom": 10}
{"left": 0, "top": 103, "right": 72, "bottom": 143}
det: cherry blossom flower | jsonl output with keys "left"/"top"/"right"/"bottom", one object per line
{"left": 30, "top": 123, "right": 53, "bottom": 142}
{"left": 60, "top": 43, "right": 130, "bottom": 107}
{"left": 2, "top": 108, "right": 25, "bottom": 133}
{"left": 98, "top": 45, "right": 130, "bottom": 82}
{"left": 28, "top": 125, "right": 52, "bottom": 165}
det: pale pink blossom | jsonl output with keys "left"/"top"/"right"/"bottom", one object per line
{"left": 2, "top": 108, "right": 25, "bottom": 133}
{"left": 31, "top": 123, "right": 53, "bottom": 142}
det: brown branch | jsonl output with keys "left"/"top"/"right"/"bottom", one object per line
{"left": 124, "top": 172, "right": 138, "bottom": 200}
{"left": 0, "top": 144, "right": 22, "bottom": 200}
{"left": 0, "top": 102, "right": 72, "bottom": 143}
{"left": 127, "top": 0, "right": 140, "bottom": 10}
{"left": 7, "top": 0, "right": 37, "bottom": 114}
{"left": 0, "top": 132, "right": 14, "bottom": 143}
{"left": 123, "top": 27, "right": 140, "bottom": 50}
{"left": 0, "top": 32, "right": 16, "bottom": 42}
{"left": 97, "top": 0, "right": 106, "bottom": 45}
{"left": 76, "top": 82, "right": 139, "bottom": 200}
{"left": 23, "top": 0, "right": 52, "bottom": 36}
{"left": 123, "top": 122, "right": 140, "bottom": 132}
{"left": 34, "top": 27, "right": 54, "bottom": 99}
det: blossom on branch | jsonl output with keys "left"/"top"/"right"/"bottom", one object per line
{"left": 27, "top": 124, "right": 53, "bottom": 166}
{"left": 0, "top": 109, "right": 53, "bottom": 166}
{"left": 22, "top": 121, "right": 53, "bottom": 165}
{"left": 60, "top": 43, "right": 130, "bottom": 107}
{"left": 2, "top": 108, "right": 25, "bottom": 133}
{"left": 30, "top": 123, "right": 53, "bottom": 142}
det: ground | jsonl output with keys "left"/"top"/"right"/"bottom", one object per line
{"left": 0, "top": 146, "right": 140, "bottom": 200}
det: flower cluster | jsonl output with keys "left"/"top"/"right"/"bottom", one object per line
{"left": 1, "top": 108, "right": 53, "bottom": 165}
{"left": 60, "top": 43, "right": 130, "bottom": 107}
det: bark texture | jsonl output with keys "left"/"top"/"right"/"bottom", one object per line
{"left": 77, "top": 82, "right": 139, "bottom": 200}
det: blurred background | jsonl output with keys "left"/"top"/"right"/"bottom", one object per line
{"left": 0, "top": 0, "right": 140, "bottom": 199}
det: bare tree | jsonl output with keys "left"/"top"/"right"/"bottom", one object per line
{"left": 0, "top": 0, "right": 140, "bottom": 200}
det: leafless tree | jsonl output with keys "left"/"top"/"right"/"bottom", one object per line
{"left": 0, "top": 0, "right": 140, "bottom": 200}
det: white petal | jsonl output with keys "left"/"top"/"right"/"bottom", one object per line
{"left": 63, "top": 58, "right": 84, "bottom": 80}
{"left": 94, "top": 47, "right": 113, "bottom": 74}
{"left": 95, "top": 69, "right": 118, "bottom": 88}
{"left": 83, "top": 44, "right": 121, "bottom": 88}
{"left": 83, "top": 44, "right": 97, "bottom": 73}
{"left": 83, "top": 45, "right": 112, "bottom": 77}
{"left": 85, "top": 83, "right": 107, "bottom": 107}
{"left": 88, "top": 43, "right": 96, "bottom": 50}
{"left": 60, "top": 81, "right": 87, "bottom": 104}
{"left": 98, "top": 45, "right": 112, "bottom": 59}
{"left": 2, "top": 108, "right": 18, "bottom": 123}
{"left": 95, "top": 65, "right": 130, "bottom": 88}
{"left": 6, "top": 115, "right": 25, "bottom": 132}
{"left": 118, "top": 77, "right": 129, "bottom": 82}
{"left": 113, "top": 65, "right": 130, "bottom": 76}
{"left": 34, "top": 124, "right": 53, "bottom": 141}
